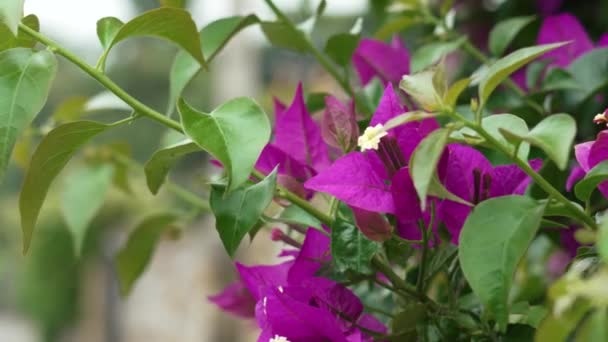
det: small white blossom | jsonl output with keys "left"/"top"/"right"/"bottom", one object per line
{"left": 358, "top": 124, "right": 388, "bottom": 151}
{"left": 269, "top": 335, "right": 291, "bottom": 342}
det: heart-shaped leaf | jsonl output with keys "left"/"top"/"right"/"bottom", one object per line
{"left": 478, "top": 42, "right": 567, "bottom": 107}
{"left": 61, "top": 164, "right": 114, "bottom": 256}
{"left": 96, "top": 8, "right": 205, "bottom": 71}
{"left": 144, "top": 139, "right": 200, "bottom": 194}
{"left": 19, "top": 121, "right": 112, "bottom": 253}
{"left": 500, "top": 113, "right": 575, "bottom": 170}
{"left": 0, "top": 48, "right": 57, "bottom": 181}
{"left": 482, "top": 114, "right": 530, "bottom": 160}
{"left": 210, "top": 168, "right": 277, "bottom": 257}
{"left": 488, "top": 16, "right": 535, "bottom": 56}
{"left": 409, "top": 128, "right": 449, "bottom": 208}
{"left": 178, "top": 97, "right": 270, "bottom": 192}
{"left": 459, "top": 195, "right": 546, "bottom": 331}
{"left": 167, "top": 15, "right": 259, "bottom": 114}
{"left": 115, "top": 213, "right": 178, "bottom": 296}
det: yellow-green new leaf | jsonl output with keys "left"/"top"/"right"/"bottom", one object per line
{"left": 0, "top": 48, "right": 57, "bottom": 181}
{"left": 488, "top": 16, "right": 535, "bottom": 56}
{"left": 178, "top": 97, "right": 270, "bottom": 192}
{"left": 409, "top": 128, "right": 449, "bottom": 208}
{"left": 19, "top": 121, "right": 111, "bottom": 253}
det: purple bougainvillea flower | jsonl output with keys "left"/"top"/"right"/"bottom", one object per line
{"left": 574, "top": 131, "right": 608, "bottom": 198}
{"left": 566, "top": 165, "right": 585, "bottom": 192}
{"left": 352, "top": 206, "right": 393, "bottom": 242}
{"left": 306, "top": 84, "right": 439, "bottom": 214}
{"left": 208, "top": 280, "right": 257, "bottom": 318}
{"left": 436, "top": 144, "right": 542, "bottom": 244}
{"left": 537, "top": 13, "right": 594, "bottom": 68}
{"left": 274, "top": 83, "right": 331, "bottom": 172}
{"left": 288, "top": 228, "right": 331, "bottom": 283}
{"left": 599, "top": 34, "right": 608, "bottom": 47}
{"left": 321, "top": 95, "right": 359, "bottom": 152}
{"left": 352, "top": 36, "right": 410, "bottom": 86}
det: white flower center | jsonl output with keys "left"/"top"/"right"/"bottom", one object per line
{"left": 358, "top": 124, "right": 388, "bottom": 151}
{"left": 269, "top": 335, "right": 291, "bottom": 342}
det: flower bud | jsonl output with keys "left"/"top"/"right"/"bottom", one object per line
{"left": 399, "top": 64, "right": 447, "bottom": 112}
{"left": 593, "top": 108, "right": 608, "bottom": 126}
{"left": 321, "top": 96, "right": 359, "bottom": 152}
{"left": 352, "top": 206, "right": 393, "bottom": 242}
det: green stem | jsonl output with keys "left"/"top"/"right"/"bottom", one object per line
{"left": 113, "top": 153, "right": 209, "bottom": 211}
{"left": 19, "top": 23, "right": 182, "bottom": 132}
{"left": 466, "top": 121, "right": 597, "bottom": 229}
{"left": 416, "top": 220, "right": 428, "bottom": 294}
{"left": 21, "top": 23, "right": 335, "bottom": 231}
{"left": 252, "top": 170, "right": 333, "bottom": 226}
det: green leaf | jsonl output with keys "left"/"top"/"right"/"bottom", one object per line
{"left": 144, "top": 139, "right": 200, "bottom": 194}
{"left": 0, "top": 14, "right": 39, "bottom": 52}
{"left": 331, "top": 217, "right": 379, "bottom": 274}
{"left": 61, "top": 164, "right": 114, "bottom": 256}
{"left": 410, "top": 37, "right": 465, "bottom": 72}
{"left": 391, "top": 303, "right": 426, "bottom": 340}
{"left": 542, "top": 68, "right": 580, "bottom": 92}
{"left": 0, "top": 0, "right": 23, "bottom": 35}
{"left": 96, "top": 17, "right": 123, "bottom": 50}
{"left": 167, "top": 15, "right": 259, "bottom": 114}
{"left": 0, "top": 48, "right": 57, "bottom": 181}
{"left": 576, "top": 308, "right": 608, "bottom": 341}
{"left": 209, "top": 169, "right": 277, "bottom": 257}
{"left": 279, "top": 205, "right": 322, "bottom": 229}
{"left": 488, "top": 16, "right": 535, "bottom": 56}
{"left": 459, "top": 195, "right": 546, "bottom": 331}
{"left": 500, "top": 113, "right": 575, "bottom": 170}
{"left": 566, "top": 47, "right": 608, "bottom": 105}
{"left": 115, "top": 213, "right": 177, "bottom": 296}
{"left": 409, "top": 128, "right": 449, "bottom": 208}
{"left": 324, "top": 33, "right": 360, "bottom": 66}
{"left": 97, "top": 8, "right": 204, "bottom": 71}
{"left": 444, "top": 77, "right": 471, "bottom": 108}
{"left": 374, "top": 16, "right": 419, "bottom": 40}
{"left": 574, "top": 160, "right": 608, "bottom": 203}
{"left": 261, "top": 21, "right": 309, "bottom": 53}
{"left": 19, "top": 121, "right": 111, "bottom": 253}
{"left": 478, "top": 42, "right": 567, "bottom": 107}
{"left": 483, "top": 114, "right": 530, "bottom": 160}
{"left": 178, "top": 97, "right": 271, "bottom": 192}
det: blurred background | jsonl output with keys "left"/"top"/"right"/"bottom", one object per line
{"left": 1, "top": 0, "right": 607, "bottom": 341}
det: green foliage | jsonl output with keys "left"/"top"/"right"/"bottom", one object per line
{"left": 488, "top": 16, "right": 535, "bottom": 57}
{"left": 410, "top": 37, "right": 465, "bottom": 72}
{"left": 178, "top": 97, "right": 271, "bottom": 192}
{"left": 19, "top": 121, "right": 111, "bottom": 253}
{"left": 331, "top": 217, "right": 379, "bottom": 274}
{"left": 61, "top": 164, "right": 114, "bottom": 256}
{"left": 0, "top": 14, "right": 39, "bottom": 52}
{"left": 0, "top": 0, "right": 23, "bottom": 35}
{"left": 459, "top": 196, "right": 546, "bottom": 331}
{"left": 325, "top": 33, "right": 360, "bottom": 66}
{"left": 501, "top": 114, "right": 576, "bottom": 170}
{"left": 115, "top": 213, "right": 178, "bottom": 296}
{"left": 209, "top": 169, "right": 277, "bottom": 257}
{"left": 566, "top": 47, "right": 608, "bottom": 105}
{"left": 482, "top": 114, "right": 530, "bottom": 160}
{"left": 478, "top": 42, "right": 567, "bottom": 107}
{"left": 409, "top": 128, "right": 449, "bottom": 207}
{"left": 0, "top": 48, "right": 57, "bottom": 181}
{"left": 167, "top": 15, "right": 259, "bottom": 114}
{"left": 96, "top": 8, "right": 205, "bottom": 71}
{"left": 261, "top": 21, "right": 310, "bottom": 53}
{"left": 144, "top": 139, "right": 199, "bottom": 194}
{"left": 574, "top": 160, "right": 608, "bottom": 202}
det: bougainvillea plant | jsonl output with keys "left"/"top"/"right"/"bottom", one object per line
{"left": 3, "top": 0, "right": 608, "bottom": 340}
